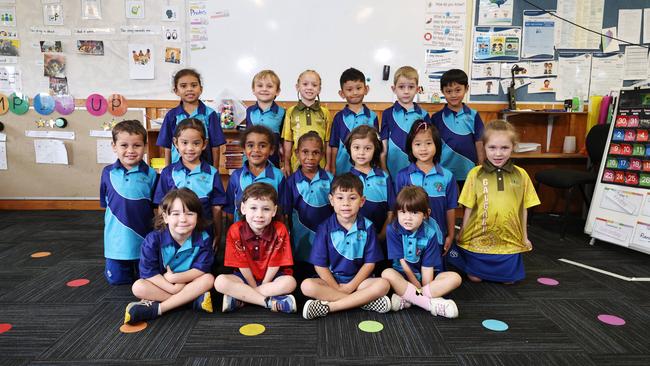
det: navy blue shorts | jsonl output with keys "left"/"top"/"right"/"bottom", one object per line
{"left": 446, "top": 244, "right": 525, "bottom": 283}
{"left": 232, "top": 269, "right": 291, "bottom": 286}
{"left": 105, "top": 258, "right": 139, "bottom": 285}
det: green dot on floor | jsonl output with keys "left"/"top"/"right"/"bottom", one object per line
{"left": 358, "top": 320, "right": 383, "bottom": 333}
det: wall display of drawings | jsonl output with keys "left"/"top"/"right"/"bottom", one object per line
{"left": 473, "top": 26, "right": 521, "bottom": 62}
{"left": 586, "top": 87, "right": 650, "bottom": 255}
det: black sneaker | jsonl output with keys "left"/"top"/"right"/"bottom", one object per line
{"left": 361, "top": 296, "right": 391, "bottom": 313}
{"left": 192, "top": 291, "right": 213, "bottom": 313}
{"left": 124, "top": 300, "right": 159, "bottom": 324}
{"left": 302, "top": 299, "right": 330, "bottom": 319}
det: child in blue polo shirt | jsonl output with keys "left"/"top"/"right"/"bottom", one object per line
{"left": 431, "top": 69, "right": 485, "bottom": 187}
{"left": 155, "top": 118, "right": 226, "bottom": 249}
{"left": 329, "top": 68, "right": 379, "bottom": 175}
{"left": 246, "top": 70, "right": 285, "bottom": 167}
{"left": 300, "top": 173, "right": 390, "bottom": 319}
{"left": 380, "top": 66, "right": 431, "bottom": 177}
{"left": 226, "top": 125, "right": 289, "bottom": 223}
{"left": 124, "top": 188, "right": 215, "bottom": 324}
{"left": 157, "top": 68, "right": 226, "bottom": 168}
{"left": 100, "top": 120, "right": 158, "bottom": 285}
{"left": 286, "top": 131, "right": 333, "bottom": 278}
{"left": 381, "top": 186, "right": 460, "bottom": 317}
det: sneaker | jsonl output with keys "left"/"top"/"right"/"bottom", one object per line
{"left": 361, "top": 295, "right": 391, "bottom": 313}
{"left": 221, "top": 294, "right": 245, "bottom": 313}
{"left": 124, "top": 300, "right": 159, "bottom": 324}
{"left": 430, "top": 297, "right": 459, "bottom": 318}
{"left": 390, "top": 293, "right": 412, "bottom": 312}
{"left": 193, "top": 291, "right": 213, "bottom": 313}
{"left": 302, "top": 299, "right": 330, "bottom": 320}
{"left": 270, "top": 295, "right": 297, "bottom": 314}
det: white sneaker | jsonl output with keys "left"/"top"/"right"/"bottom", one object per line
{"left": 430, "top": 297, "right": 459, "bottom": 318}
{"left": 390, "top": 293, "right": 412, "bottom": 312}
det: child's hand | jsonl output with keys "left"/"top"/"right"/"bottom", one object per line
{"left": 281, "top": 163, "right": 291, "bottom": 177}
{"left": 212, "top": 237, "right": 219, "bottom": 252}
{"left": 338, "top": 283, "right": 355, "bottom": 294}
{"left": 164, "top": 266, "right": 177, "bottom": 283}
{"left": 169, "top": 283, "right": 185, "bottom": 294}
{"left": 524, "top": 238, "right": 533, "bottom": 250}
{"left": 443, "top": 235, "right": 454, "bottom": 256}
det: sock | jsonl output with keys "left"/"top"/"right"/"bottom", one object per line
{"left": 264, "top": 296, "right": 272, "bottom": 309}
{"left": 157, "top": 302, "right": 162, "bottom": 316}
{"left": 422, "top": 283, "right": 432, "bottom": 298}
{"left": 402, "top": 284, "right": 431, "bottom": 311}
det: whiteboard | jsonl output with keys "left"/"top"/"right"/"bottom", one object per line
{"left": 189, "top": 0, "right": 471, "bottom": 102}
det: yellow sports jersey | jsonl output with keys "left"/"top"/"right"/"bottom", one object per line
{"left": 281, "top": 101, "right": 332, "bottom": 171}
{"left": 457, "top": 160, "right": 540, "bottom": 255}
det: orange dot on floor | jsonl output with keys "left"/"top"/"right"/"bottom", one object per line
{"left": 30, "top": 251, "right": 51, "bottom": 258}
{"left": 0, "top": 323, "right": 12, "bottom": 334}
{"left": 66, "top": 279, "right": 90, "bottom": 287}
{"left": 120, "top": 322, "right": 147, "bottom": 333}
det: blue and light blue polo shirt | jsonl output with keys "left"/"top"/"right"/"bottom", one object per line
{"left": 156, "top": 100, "right": 226, "bottom": 164}
{"left": 225, "top": 161, "right": 289, "bottom": 222}
{"left": 379, "top": 102, "right": 430, "bottom": 177}
{"left": 100, "top": 160, "right": 158, "bottom": 260}
{"left": 154, "top": 160, "right": 226, "bottom": 221}
{"left": 329, "top": 105, "right": 379, "bottom": 175}
{"left": 309, "top": 214, "right": 383, "bottom": 283}
{"left": 286, "top": 168, "right": 333, "bottom": 262}
{"left": 139, "top": 229, "right": 214, "bottom": 279}
{"left": 432, "top": 104, "right": 484, "bottom": 181}
{"left": 386, "top": 218, "right": 443, "bottom": 279}
{"left": 395, "top": 163, "right": 458, "bottom": 239}
{"left": 349, "top": 167, "right": 395, "bottom": 232}
{"left": 246, "top": 101, "right": 285, "bottom": 167}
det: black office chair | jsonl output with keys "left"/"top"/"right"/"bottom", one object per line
{"left": 533, "top": 123, "right": 610, "bottom": 238}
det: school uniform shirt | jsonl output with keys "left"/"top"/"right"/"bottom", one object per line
{"left": 100, "top": 160, "right": 158, "bottom": 260}
{"left": 224, "top": 220, "right": 294, "bottom": 282}
{"left": 379, "top": 101, "right": 430, "bottom": 177}
{"left": 329, "top": 105, "right": 379, "bottom": 175}
{"left": 386, "top": 218, "right": 443, "bottom": 277}
{"left": 156, "top": 100, "right": 226, "bottom": 164}
{"left": 349, "top": 167, "right": 395, "bottom": 232}
{"left": 225, "top": 161, "right": 289, "bottom": 222}
{"left": 286, "top": 168, "right": 334, "bottom": 261}
{"left": 457, "top": 160, "right": 540, "bottom": 255}
{"left": 395, "top": 163, "right": 458, "bottom": 239}
{"left": 154, "top": 160, "right": 226, "bottom": 221}
{"left": 309, "top": 214, "right": 383, "bottom": 281}
{"left": 432, "top": 104, "right": 484, "bottom": 181}
{"left": 139, "top": 229, "right": 214, "bottom": 279}
{"left": 245, "top": 101, "right": 285, "bottom": 167}
{"left": 281, "top": 101, "right": 332, "bottom": 171}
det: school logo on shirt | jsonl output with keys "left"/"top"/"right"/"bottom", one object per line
{"left": 416, "top": 247, "right": 422, "bottom": 256}
{"left": 435, "top": 182, "right": 443, "bottom": 192}
{"left": 199, "top": 175, "right": 208, "bottom": 183}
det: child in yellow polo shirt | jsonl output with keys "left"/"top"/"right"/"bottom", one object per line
{"left": 282, "top": 70, "right": 332, "bottom": 175}
{"left": 448, "top": 120, "right": 540, "bottom": 284}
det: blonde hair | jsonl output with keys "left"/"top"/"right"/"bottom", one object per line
{"left": 393, "top": 66, "right": 419, "bottom": 85}
{"left": 297, "top": 69, "right": 322, "bottom": 85}
{"left": 252, "top": 69, "right": 281, "bottom": 90}
{"left": 482, "top": 119, "right": 518, "bottom": 145}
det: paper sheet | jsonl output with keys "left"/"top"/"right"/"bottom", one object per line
{"left": 96, "top": 139, "right": 116, "bottom": 164}
{"left": 499, "top": 77, "right": 529, "bottom": 93}
{"left": 34, "top": 139, "right": 68, "bottom": 164}
{"left": 521, "top": 10, "right": 555, "bottom": 59}
{"left": 556, "top": 53, "right": 592, "bottom": 100}
{"left": 554, "top": 0, "right": 603, "bottom": 50}
{"left": 471, "top": 62, "right": 501, "bottom": 79}
{"left": 623, "top": 46, "right": 649, "bottom": 80}
{"left": 469, "top": 79, "right": 499, "bottom": 95}
{"left": 631, "top": 221, "right": 650, "bottom": 251}
{"left": 589, "top": 53, "right": 624, "bottom": 96}
{"left": 0, "top": 141, "right": 6, "bottom": 170}
{"left": 618, "top": 9, "right": 642, "bottom": 45}
{"left": 25, "top": 130, "right": 75, "bottom": 140}
{"left": 600, "top": 187, "right": 642, "bottom": 215}
{"left": 89, "top": 130, "right": 112, "bottom": 138}
{"left": 592, "top": 217, "right": 633, "bottom": 246}
{"left": 528, "top": 77, "right": 556, "bottom": 94}
{"left": 601, "top": 27, "right": 619, "bottom": 53}
{"left": 477, "top": 0, "right": 513, "bottom": 26}
{"left": 645, "top": 9, "right": 650, "bottom": 44}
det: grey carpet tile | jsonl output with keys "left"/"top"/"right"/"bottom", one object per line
{"left": 100, "top": 283, "right": 138, "bottom": 302}
{"left": 0, "top": 304, "right": 94, "bottom": 358}
{"left": 0, "top": 268, "right": 41, "bottom": 298}
{"left": 182, "top": 357, "right": 316, "bottom": 366}
{"left": 534, "top": 299, "right": 650, "bottom": 354}
{"left": 445, "top": 278, "right": 520, "bottom": 302}
{"left": 39, "top": 301, "right": 199, "bottom": 361}
{"left": 0, "top": 239, "right": 102, "bottom": 270}
{"left": 435, "top": 301, "right": 584, "bottom": 354}
{"left": 0, "top": 259, "right": 108, "bottom": 304}
{"left": 179, "top": 307, "right": 317, "bottom": 358}
{"left": 28, "top": 360, "right": 180, "bottom": 366}
{"left": 316, "top": 309, "right": 449, "bottom": 359}
{"left": 0, "top": 360, "right": 30, "bottom": 366}
{"left": 454, "top": 353, "right": 597, "bottom": 366}
{"left": 317, "top": 356, "right": 458, "bottom": 366}
{"left": 510, "top": 267, "right": 622, "bottom": 300}
{"left": 588, "top": 354, "right": 650, "bottom": 366}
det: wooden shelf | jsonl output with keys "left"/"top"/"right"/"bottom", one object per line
{"left": 512, "top": 152, "right": 587, "bottom": 159}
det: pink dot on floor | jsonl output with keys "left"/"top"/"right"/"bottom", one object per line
{"left": 598, "top": 314, "right": 626, "bottom": 326}
{"left": 66, "top": 279, "right": 90, "bottom": 287}
{"left": 0, "top": 323, "right": 12, "bottom": 334}
{"left": 537, "top": 277, "right": 559, "bottom": 286}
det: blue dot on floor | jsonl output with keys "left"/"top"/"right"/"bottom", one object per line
{"left": 482, "top": 319, "right": 509, "bottom": 332}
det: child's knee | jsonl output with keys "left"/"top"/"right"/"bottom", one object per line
{"left": 131, "top": 279, "right": 148, "bottom": 298}
{"left": 300, "top": 278, "right": 316, "bottom": 297}
{"left": 213, "top": 274, "right": 230, "bottom": 292}
{"left": 197, "top": 273, "right": 214, "bottom": 291}
{"left": 381, "top": 268, "right": 397, "bottom": 281}
{"left": 281, "top": 275, "right": 297, "bottom": 292}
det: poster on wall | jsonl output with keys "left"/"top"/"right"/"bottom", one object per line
{"left": 473, "top": 27, "right": 521, "bottom": 61}
{"left": 128, "top": 44, "right": 154, "bottom": 79}
{"left": 477, "top": 0, "right": 513, "bottom": 26}
{"left": 521, "top": 10, "right": 555, "bottom": 60}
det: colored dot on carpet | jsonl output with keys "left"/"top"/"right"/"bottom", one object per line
{"left": 239, "top": 323, "right": 265, "bottom": 336}
{"left": 30, "top": 251, "right": 51, "bottom": 258}
{"left": 66, "top": 279, "right": 90, "bottom": 287}
{"left": 597, "top": 314, "right": 626, "bottom": 326}
{"left": 0, "top": 323, "right": 12, "bottom": 334}
{"left": 120, "top": 322, "right": 147, "bottom": 333}
{"left": 537, "top": 277, "right": 559, "bottom": 286}
{"left": 358, "top": 320, "right": 384, "bottom": 333}
{"left": 482, "top": 319, "right": 509, "bottom": 332}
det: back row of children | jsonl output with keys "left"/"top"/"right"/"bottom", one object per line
{"left": 102, "top": 65, "right": 539, "bottom": 324}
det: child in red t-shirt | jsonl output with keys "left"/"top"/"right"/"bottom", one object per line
{"left": 214, "top": 182, "right": 297, "bottom": 313}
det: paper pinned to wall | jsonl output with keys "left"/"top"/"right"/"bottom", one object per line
{"left": 601, "top": 27, "right": 619, "bottom": 53}
{"left": 470, "top": 79, "right": 499, "bottom": 95}
{"left": 590, "top": 53, "right": 624, "bottom": 96}
{"left": 617, "top": 9, "right": 642, "bottom": 45}
{"left": 554, "top": 0, "right": 603, "bottom": 50}
{"left": 0, "top": 141, "right": 6, "bottom": 170}
{"left": 89, "top": 130, "right": 112, "bottom": 138}
{"left": 556, "top": 53, "right": 592, "bottom": 101}
{"left": 96, "top": 139, "right": 116, "bottom": 164}
{"left": 623, "top": 46, "right": 649, "bottom": 80}
{"left": 34, "top": 139, "right": 68, "bottom": 164}
{"left": 25, "top": 130, "right": 75, "bottom": 140}
{"left": 644, "top": 9, "right": 650, "bottom": 44}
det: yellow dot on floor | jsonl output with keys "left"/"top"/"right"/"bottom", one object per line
{"left": 120, "top": 322, "right": 147, "bottom": 333}
{"left": 239, "top": 323, "right": 265, "bottom": 336}
{"left": 31, "top": 251, "right": 51, "bottom": 258}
